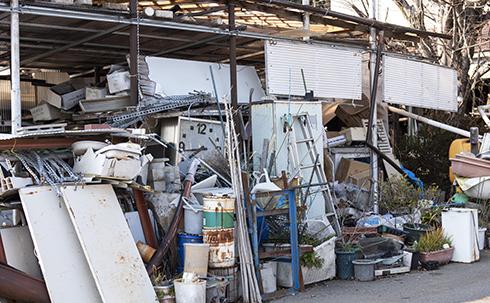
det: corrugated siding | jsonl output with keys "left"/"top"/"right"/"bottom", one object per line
{"left": 382, "top": 55, "right": 458, "bottom": 112}
{"left": 265, "top": 40, "right": 363, "bottom": 99}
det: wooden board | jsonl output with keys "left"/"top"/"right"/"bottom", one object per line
{"left": 61, "top": 184, "right": 156, "bottom": 303}
{"left": 19, "top": 186, "right": 102, "bottom": 303}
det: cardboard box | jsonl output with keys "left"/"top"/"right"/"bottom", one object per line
{"left": 107, "top": 70, "right": 130, "bottom": 94}
{"left": 341, "top": 127, "right": 366, "bottom": 142}
{"left": 30, "top": 103, "right": 61, "bottom": 122}
{"left": 85, "top": 86, "right": 108, "bottom": 100}
{"left": 43, "top": 88, "right": 85, "bottom": 110}
{"left": 347, "top": 170, "right": 370, "bottom": 189}
{"left": 335, "top": 158, "right": 370, "bottom": 182}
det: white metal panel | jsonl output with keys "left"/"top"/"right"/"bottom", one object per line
{"left": 383, "top": 55, "right": 458, "bottom": 112}
{"left": 0, "top": 226, "right": 42, "bottom": 279}
{"left": 146, "top": 56, "right": 265, "bottom": 103}
{"left": 19, "top": 186, "right": 102, "bottom": 303}
{"left": 61, "top": 184, "right": 156, "bottom": 303}
{"left": 251, "top": 101, "right": 326, "bottom": 218}
{"left": 265, "top": 40, "right": 363, "bottom": 99}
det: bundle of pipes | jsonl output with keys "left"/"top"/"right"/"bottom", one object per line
{"left": 224, "top": 99, "right": 262, "bottom": 303}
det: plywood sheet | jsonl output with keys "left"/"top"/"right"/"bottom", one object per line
{"left": 19, "top": 186, "right": 102, "bottom": 303}
{"left": 61, "top": 184, "right": 155, "bottom": 303}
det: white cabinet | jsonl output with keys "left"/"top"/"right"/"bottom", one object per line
{"left": 442, "top": 208, "right": 479, "bottom": 263}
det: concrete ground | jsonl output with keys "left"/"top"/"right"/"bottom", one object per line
{"left": 274, "top": 250, "right": 490, "bottom": 303}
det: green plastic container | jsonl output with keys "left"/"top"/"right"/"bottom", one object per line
{"left": 403, "top": 223, "right": 433, "bottom": 244}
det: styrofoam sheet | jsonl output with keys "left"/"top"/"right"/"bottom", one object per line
{"left": 61, "top": 184, "right": 155, "bottom": 303}
{"left": 383, "top": 54, "right": 458, "bottom": 112}
{"left": 265, "top": 40, "right": 363, "bottom": 99}
{"left": 19, "top": 186, "right": 102, "bottom": 303}
{"left": 145, "top": 56, "right": 265, "bottom": 103}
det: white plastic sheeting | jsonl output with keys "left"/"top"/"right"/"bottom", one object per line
{"left": 383, "top": 54, "right": 458, "bottom": 112}
{"left": 265, "top": 40, "right": 363, "bottom": 99}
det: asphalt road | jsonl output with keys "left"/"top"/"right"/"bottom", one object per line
{"left": 274, "top": 250, "right": 490, "bottom": 303}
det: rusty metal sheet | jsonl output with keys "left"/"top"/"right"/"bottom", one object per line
{"left": 19, "top": 186, "right": 102, "bottom": 303}
{"left": 60, "top": 184, "right": 156, "bottom": 303}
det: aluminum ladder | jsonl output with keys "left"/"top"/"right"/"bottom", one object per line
{"left": 285, "top": 112, "right": 341, "bottom": 237}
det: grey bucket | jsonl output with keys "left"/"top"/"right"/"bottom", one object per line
{"left": 352, "top": 260, "right": 376, "bottom": 282}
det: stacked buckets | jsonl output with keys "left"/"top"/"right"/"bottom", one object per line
{"left": 202, "top": 195, "right": 237, "bottom": 302}
{"left": 202, "top": 195, "right": 235, "bottom": 268}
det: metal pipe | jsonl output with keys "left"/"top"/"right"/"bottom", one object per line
{"left": 0, "top": 263, "right": 51, "bottom": 303}
{"left": 365, "top": 141, "right": 418, "bottom": 188}
{"left": 133, "top": 188, "right": 158, "bottom": 249}
{"left": 129, "top": 0, "right": 138, "bottom": 106}
{"left": 0, "top": 3, "right": 451, "bottom": 42}
{"left": 228, "top": 0, "right": 241, "bottom": 141}
{"left": 146, "top": 159, "right": 199, "bottom": 276}
{"left": 388, "top": 106, "right": 475, "bottom": 138}
{"left": 477, "top": 105, "right": 490, "bottom": 127}
{"left": 10, "top": 0, "right": 21, "bottom": 135}
{"left": 368, "top": 0, "right": 380, "bottom": 213}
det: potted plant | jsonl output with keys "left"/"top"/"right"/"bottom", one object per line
{"left": 376, "top": 175, "right": 438, "bottom": 243}
{"left": 152, "top": 268, "right": 175, "bottom": 303}
{"left": 415, "top": 227, "right": 454, "bottom": 265}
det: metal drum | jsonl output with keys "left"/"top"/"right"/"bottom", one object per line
{"left": 203, "top": 228, "right": 235, "bottom": 268}
{"left": 203, "top": 195, "right": 235, "bottom": 229}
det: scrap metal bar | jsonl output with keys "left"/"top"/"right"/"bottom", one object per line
{"left": 0, "top": 20, "right": 129, "bottom": 72}
{"left": 365, "top": 141, "right": 418, "bottom": 187}
{"left": 0, "top": 263, "right": 51, "bottom": 303}
{"left": 258, "top": 245, "right": 313, "bottom": 259}
{"left": 133, "top": 188, "right": 158, "bottom": 249}
{"left": 388, "top": 106, "right": 474, "bottom": 138}
{"left": 129, "top": 0, "right": 138, "bottom": 106}
{"left": 10, "top": 0, "right": 20, "bottom": 134}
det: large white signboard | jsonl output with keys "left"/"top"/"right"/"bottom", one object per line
{"left": 383, "top": 54, "right": 458, "bottom": 112}
{"left": 265, "top": 40, "right": 363, "bottom": 99}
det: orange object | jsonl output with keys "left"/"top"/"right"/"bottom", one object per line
{"left": 449, "top": 138, "right": 472, "bottom": 183}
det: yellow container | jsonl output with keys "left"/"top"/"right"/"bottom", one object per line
{"left": 449, "top": 138, "right": 472, "bottom": 183}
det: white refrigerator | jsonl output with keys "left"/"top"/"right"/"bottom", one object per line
{"left": 441, "top": 208, "right": 479, "bottom": 263}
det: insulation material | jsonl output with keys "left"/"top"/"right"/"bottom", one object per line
{"left": 144, "top": 56, "right": 265, "bottom": 103}
{"left": 383, "top": 54, "right": 458, "bottom": 112}
{"left": 265, "top": 40, "right": 363, "bottom": 99}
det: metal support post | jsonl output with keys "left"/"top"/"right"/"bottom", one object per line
{"left": 129, "top": 0, "right": 138, "bottom": 106}
{"left": 10, "top": 0, "right": 21, "bottom": 134}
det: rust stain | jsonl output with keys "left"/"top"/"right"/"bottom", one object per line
{"left": 69, "top": 207, "right": 76, "bottom": 219}
{"left": 25, "top": 191, "right": 36, "bottom": 195}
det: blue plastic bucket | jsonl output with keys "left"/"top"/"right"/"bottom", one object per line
{"left": 177, "top": 233, "right": 203, "bottom": 274}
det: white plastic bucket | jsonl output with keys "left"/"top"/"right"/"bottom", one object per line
{"left": 184, "top": 205, "right": 203, "bottom": 235}
{"left": 260, "top": 263, "right": 276, "bottom": 293}
{"left": 478, "top": 228, "right": 487, "bottom": 250}
{"left": 174, "top": 278, "right": 206, "bottom": 303}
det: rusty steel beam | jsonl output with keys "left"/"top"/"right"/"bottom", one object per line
{"left": 0, "top": 263, "right": 50, "bottom": 303}
{"left": 133, "top": 188, "right": 158, "bottom": 249}
{"left": 0, "top": 137, "right": 122, "bottom": 150}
